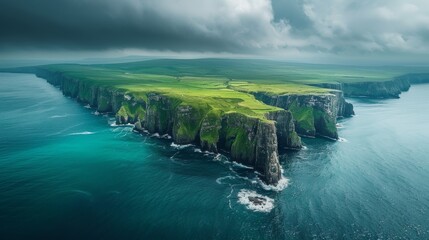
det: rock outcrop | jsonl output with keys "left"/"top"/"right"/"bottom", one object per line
{"left": 34, "top": 69, "right": 302, "bottom": 185}
{"left": 341, "top": 78, "right": 410, "bottom": 98}
{"left": 313, "top": 73, "right": 429, "bottom": 99}
{"left": 265, "top": 110, "right": 302, "bottom": 149}
{"left": 396, "top": 73, "right": 429, "bottom": 85}
{"left": 308, "top": 83, "right": 354, "bottom": 118}
{"left": 252, "top": 92, "right": 346, "bottom": 139}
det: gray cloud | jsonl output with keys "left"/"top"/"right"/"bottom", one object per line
{"left": 1, "top": 0, "right": 428, "bottom": 62}
{"left": 301, "top": 0, "right": 429, "bottom": 54}
{"left": 0, "top": 0, "right": 286, "bottom": 53}
{"left": 271, "top": 0, "right": 311, "bottom": 30}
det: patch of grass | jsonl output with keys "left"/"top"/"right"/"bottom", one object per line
{"left": 288, "top": 101, "right": 315, "bottom": 135}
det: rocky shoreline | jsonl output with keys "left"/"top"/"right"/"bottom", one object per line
{"left": 33, "top": 69, "right": 303, "bottom": 185}
{"left": 6, "top": 68, "right": 428, "bottom": 186}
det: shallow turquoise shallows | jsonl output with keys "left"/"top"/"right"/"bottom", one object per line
{"left": 0, "top": 73, "right": 428, "bottom": 240}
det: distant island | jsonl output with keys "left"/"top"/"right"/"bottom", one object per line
{"left": 4, "top": 59, "right": 429, "bottom": 185}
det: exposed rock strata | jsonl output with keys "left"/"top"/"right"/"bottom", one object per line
{"left": 252, "top": 92, "right": 346, "bottom": 139}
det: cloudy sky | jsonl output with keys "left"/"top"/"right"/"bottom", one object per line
{"left": 1, "top": 0, "right": 428, "bottom": 64}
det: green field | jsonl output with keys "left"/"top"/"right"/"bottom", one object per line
{"left": 31, "top": 58, "right": 428, "bottom": 121}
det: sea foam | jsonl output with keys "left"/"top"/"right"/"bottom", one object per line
{"left": 237, "top": 189, "right": 274, "bottom": 213}
{"left": 170, "top": 142, "right": 193, "bottom": 149}
{"left": 68, "top": 131, "right": 95, "bottom": 136}
{"left": 258, "top": 175, "right": 290, "bottom": 192}
{"left": 232, "top": 161, "right": 254, "bottom": 169}
{"left": 50, "top": 114, "right": 69, "bottom": 118}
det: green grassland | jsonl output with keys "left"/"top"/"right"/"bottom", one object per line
{"left": 95, "top": 58, "right": 429, "bottom": 84}
{"left": 40, "top": 64, "right": 285, "bottom": 119}
{"left": 35, "top": 58, "right": 429, "bottom": 122}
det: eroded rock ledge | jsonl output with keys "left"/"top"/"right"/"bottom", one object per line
{"left": 34, "top": 69, "right": 302, "bottom": 185}
{"left": 249, "top": 92, "right": 353, "bottom": 140}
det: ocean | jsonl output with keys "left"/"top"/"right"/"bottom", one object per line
{"left": 1, "top": 73, "right": 428, "bottom": 239}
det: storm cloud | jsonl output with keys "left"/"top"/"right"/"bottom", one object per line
{"left": 0, "top": 0, "right": 285, "bottom": 53}
{"left": 1, "top": 0, "right": 429, "bottom": 61}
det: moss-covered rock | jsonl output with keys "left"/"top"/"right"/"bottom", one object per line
{"left": 255, "top": 121, "right": 281, "bottom": 184}
{"left": 144, "top": 93, "right": 180, "bottom": 135}
{"left": 218, "top": 112, "right": 258, "bottom": 164}
{"left": 115, "top": 100, "right": 146, "bottom": 124}
{"left": 266, "top": 110, "right": 302, "bottom": 149}
{"left": 199, "top": 110, "right": 222, "bottom": 152}
{"left": 172, "top": 103, "right": 208, "bottom": 144}
{"left": 96, "top": 87, "right": 112, "bottom": 112}
{"left": 253, "top": 92, "right": 340, "bottom": 139}
{"left": 313, "top": 109, "right": 338, "bottom": 139}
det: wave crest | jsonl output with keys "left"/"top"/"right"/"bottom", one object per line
{"left": 68, "top": 131, "right": 95, "bottom": 136}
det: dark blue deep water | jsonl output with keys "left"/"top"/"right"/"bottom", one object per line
{"left": 1, "top": 73, "right": 428, "bottom": 240}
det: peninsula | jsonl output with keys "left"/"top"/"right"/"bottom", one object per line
{"left": 5, "top": 59, "right": 429, "bottom": 185}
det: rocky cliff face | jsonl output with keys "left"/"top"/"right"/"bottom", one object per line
{"left": 217, "top": 113, "right": 282, "bottom": 184}
{"left": 341, "top": 78, "right": 410, "bottom": 98}
{"left": 34, "top": 69, "right": 302, "bottom": 185}
{"left": 308, "top": 83, "right": 354, "bottom": 118}
{"left": 252, "top": 92, "right": 344, "bottom": 139}
{"left": 265, "top": 110, "right": 302, "bottom": 149}
{"left": 319, "top": 74, "right": 429, "bottom": 99}
{"left": 396, "top": 73, "right": 429, "bottom": 85}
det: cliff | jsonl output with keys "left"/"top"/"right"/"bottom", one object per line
{"left": 396, "top": 73, "right": 429, "bottom": 85}
{"left": 316, "top": 73, "right": 429, "bottom": 99}
{"left": 33, "top": 69, "right": 302, "bottom": 185}
{"left": 251, "top": 92, "right": 350, "bottom": 139}
{"left": 341, "top": 78, "right": 410, "bottom": 98}
{"left": 308, "top": 82, "right": 354, "bottom": 118}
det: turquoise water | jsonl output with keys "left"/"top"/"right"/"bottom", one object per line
{"left": 0, "top": 73, "right": 428, "bottom": 239}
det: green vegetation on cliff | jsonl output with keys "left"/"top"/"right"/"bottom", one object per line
{"left": 5, "top": 58, "right": 427, "bottom": 184}
{"left": 11, "top": 58, "right": 425, "bottom": 140}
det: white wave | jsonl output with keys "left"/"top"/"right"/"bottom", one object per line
{"left": 215, "top": 175, "right": 236, "bottom": 184}
{"left": 204, "top": 151, "right": 215, "bottom": 155}
{"left": 258, "top": 175, "right": 289, "bottom": 192}
{"left": 338, "top": 137, "right": 348, "bottom": 142}
{"left": 232, "top": 161, "right": 254, "bottom": 169}
{"left": 109, "top": 122, "right": 119, "bottom": 127}
{"left": 194, "top": 148, "right": 202, "bottom": 153}
{"left": 237, "top": 189, "right": 274, "bottom": 213}
{"left": 151, "top": 133, "right": 160, "bottom": 138}
{"left": 110, "top": 122, "right": 134, "bottom": 127}
{"left": 161, "top": 134, "right": 172, "bottom": 139}
{"left": 302, "top": 146, "right": 308, "bottom": 150}
{"left": 92, "top": 111, "right": 100, "bottom": 116}
{"left": 336, "top": 123, "right": 345, "bottom": 129}
{"left": 84, "top": 104, "right": 91, "bottom": 109}
{"left": 50, "top": 114, "right": 69, "bottom": 118}
{"left": 68, "top": 131, "right": 95, "bottom": 136}
{"left": 213, "top": 153, "right": 227, "bottom": 162}
{"left": 170, "top": 142, "right": 193, "bottom": 149}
